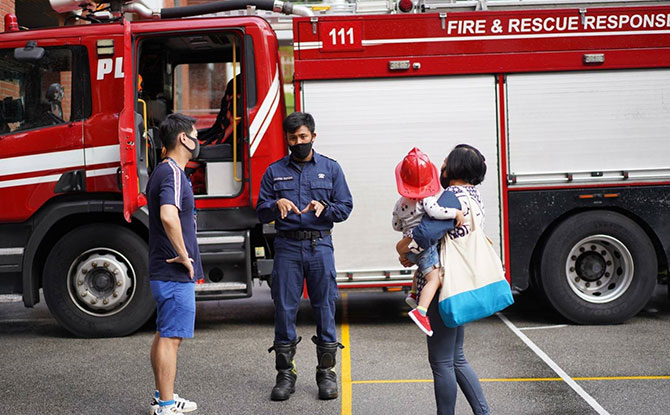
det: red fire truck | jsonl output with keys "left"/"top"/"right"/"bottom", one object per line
{"left": 0, "top": 0, "right": 668, "bottom": 337}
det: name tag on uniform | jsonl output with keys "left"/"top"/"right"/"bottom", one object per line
{"left": 274, "top": 176, "right": 294, "bottom": 182}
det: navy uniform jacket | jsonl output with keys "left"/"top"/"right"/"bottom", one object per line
{"left": 256, "top": 151, "right": 353, "bottom": 230}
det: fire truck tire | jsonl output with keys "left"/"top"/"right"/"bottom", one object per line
{"left": 43, "top": 224, "right": 154, "bottom": 337}
{"left": 540, "top": 211, "right": 656, "bottom": 324}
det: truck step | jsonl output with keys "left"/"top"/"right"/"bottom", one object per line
{"left": 335, "top": 269, "right": 414, "bottom": 289}
{"left": 195, "top": 282, "right": 248, "bottom": 293}
{"left": 0, "top": 294, "right": 22, "bottom": 303}
{"left": 197, "top": 232, "right": 247, "bottom": 264}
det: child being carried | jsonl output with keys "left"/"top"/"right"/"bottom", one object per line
{"left": 392, "top": 147, "right": 463, "bottom": 336}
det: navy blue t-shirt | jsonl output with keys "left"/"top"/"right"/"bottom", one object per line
{"left": 146, "top": 157, "right": 204, "bottom": 282}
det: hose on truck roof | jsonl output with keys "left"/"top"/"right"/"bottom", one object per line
{"left": 160, "top": 0, "right": 314, "bottom": 19}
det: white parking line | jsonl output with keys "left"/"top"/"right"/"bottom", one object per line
{"left": 518, "top": 324, "right": 569, "bottom": 331}
{"left": 497, "top": 313, "right": 611, "bottom": 415}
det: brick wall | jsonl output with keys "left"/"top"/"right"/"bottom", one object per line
{"left": 0, "top": 0, "right": 15, "bottom": 32}
{"left": 1, "top": 0, "right": 18, "bottom": 121}
{"left": 0, "top": 0, "right": 17, "bottom": 130}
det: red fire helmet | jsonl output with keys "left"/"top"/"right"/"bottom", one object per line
{"left": 395, "top": 147, "right": 440, "bottom": 198}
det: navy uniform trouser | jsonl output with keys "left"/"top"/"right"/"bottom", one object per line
{"left": 271, "top": 235, "right": 338, "bottom": 344}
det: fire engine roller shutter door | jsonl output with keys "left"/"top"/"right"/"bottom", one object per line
{"left": 506, "top": 69, "right": 670, "bottom": 183}
{"left": 301, "top": 76, "right": 501, "bottom": 273}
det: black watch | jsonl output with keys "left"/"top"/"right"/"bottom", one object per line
{"left": 319, "top": 199, "right": 330, "bottom": 210}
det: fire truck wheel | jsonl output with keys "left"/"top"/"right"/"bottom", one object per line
{"left": 43, "top": 224, "right": 154, "bottom": 338}
{"left": 540, "top": 211, "right": 656, "bottom": 324}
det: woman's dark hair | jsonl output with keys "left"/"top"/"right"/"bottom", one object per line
{"left": 444, "top": 144, "right": 487, "bottom": 186}
{"left": 283, "top": 111, "right": 315, "bottom": 134}
{"left": 159, "top": 113, "right": 197, "bottom": 151}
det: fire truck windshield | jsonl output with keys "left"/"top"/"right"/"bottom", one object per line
{"left": 0, "top": 46, "right": 90, "bottom": 135}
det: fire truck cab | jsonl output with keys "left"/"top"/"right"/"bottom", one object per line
{"left": 0, "top": 1, "right": 300, "bottom": 337}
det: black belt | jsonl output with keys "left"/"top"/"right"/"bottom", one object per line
{"left": 277, "top": 230, "right": 331, "bottom": 240}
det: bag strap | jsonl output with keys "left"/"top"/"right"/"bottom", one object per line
{"left": 460, "top": 187, "right": 482, "bottom": 231}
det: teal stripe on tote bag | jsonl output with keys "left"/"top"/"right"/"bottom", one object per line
{"left": 438, "top": 279, "right": 514, "bottom": 328}
{"left": 437, "top": 188, "right": 514, "bottom": 328}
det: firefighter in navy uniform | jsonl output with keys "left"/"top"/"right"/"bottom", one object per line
{"left": 256, "top": 112, "right": 353, "bottom": 401}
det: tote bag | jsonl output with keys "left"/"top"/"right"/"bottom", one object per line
{"left": 437, "top": 189, "right": 514, "bottom": 327}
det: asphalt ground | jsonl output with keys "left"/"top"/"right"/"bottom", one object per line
{"left": 0, "top": 284, "right": 669, "bottom": 415}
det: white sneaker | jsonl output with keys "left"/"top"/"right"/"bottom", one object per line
{"left": 154, "top": 405, "right": 184, "bottom": 415}
{"left": 150, "top": 394, "right": 197, "bottom": 414}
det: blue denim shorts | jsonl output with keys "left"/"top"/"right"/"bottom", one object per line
{"left": 406, "top": 244, "right": 440, "bottom": 276}
{"left": 150, "top": 280, "right": 196, "bottom": 338}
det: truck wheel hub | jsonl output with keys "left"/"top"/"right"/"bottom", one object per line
{"left": 575, "top": 252, "right": 606, "bottom": 281}
{"left": 89, "top": 270, "right": 114, "bottom": 293}
{"left": 68, "top": 250, "right": 134, "bottom": 315}
{"left": 565, "top": 235, "right": 634, "bottom": 304}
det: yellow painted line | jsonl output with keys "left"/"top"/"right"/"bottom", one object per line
{"left": 353, "top": 379, "right": 433, "bottom": 384}
{"left": 340, "top": 293, "right": 352, "bottom": 415}
{"left": 352, "top": 375, "right": 670, "bottom": 385}
{"left": 574, "top": 376, "right": 670, "bottom": 381}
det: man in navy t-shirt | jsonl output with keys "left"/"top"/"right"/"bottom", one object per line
{"left": 146, "top": 113, "right": 203, "bottom": 415}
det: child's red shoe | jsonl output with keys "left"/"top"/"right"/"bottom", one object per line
{"left": 409, "top": 308, "right": 433, "bottom": 336}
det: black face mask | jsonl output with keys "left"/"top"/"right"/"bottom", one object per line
{"left": 440, "top": 168, "right": 450, "bottom": 189}
{"left": 183, "top": 134, "right": 200, "bottom": 160}
{"left": 289, "top": 141, "right": 313, "bottom": 160}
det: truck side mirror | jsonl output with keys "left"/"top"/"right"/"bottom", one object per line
{"left": 14, "top": 40, "right": 45, "bottom": 62}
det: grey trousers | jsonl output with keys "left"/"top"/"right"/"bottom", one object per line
{"left": 426, "top": 297, "right": 491, "bottom": 415}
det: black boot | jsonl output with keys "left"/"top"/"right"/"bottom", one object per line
{"left": 268, "top": 337, "right": 301, "bottom": 401}
{"left": 312, "top": 335, "right": 345, "bottom": 400}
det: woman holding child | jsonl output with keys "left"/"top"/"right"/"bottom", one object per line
{"left": 396, "top": 144, "right": 491, "bottom": 415}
